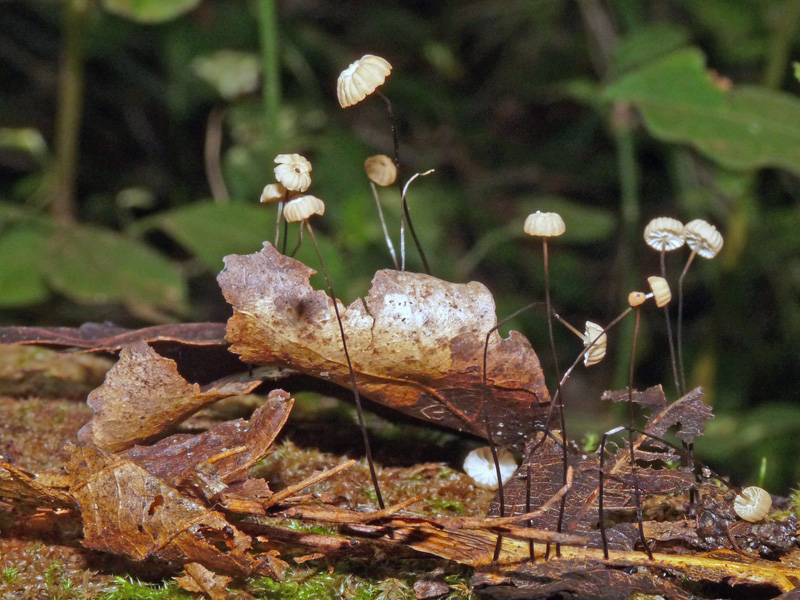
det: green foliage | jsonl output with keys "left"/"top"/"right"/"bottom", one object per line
{"left": 1, "top": 566, "right": 20, "bottom": 585}
{"left": 101, "top": 577, "right": 193, "bottom": 600}
{"left": 101, "top": 0, "right": 201, "bottom": 24}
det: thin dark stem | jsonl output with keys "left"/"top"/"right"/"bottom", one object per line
{"left": 542, "top": 239, "right": 567, "bottom": 559}
{"left": 482, "top": 300, "right": 542, "bottom": 562}
{"left": 281, "top": 217, "right": 289, "bottom": 255}
{"left": 677, "top": 249, "right": 698, "bottom": 396}
{"left": 369, "top": 181, "right": 399, "bottom": 269}
{"left": 660, "top": 251, "right": 680, "bottom": 399}
{"left": 628, "top": 308, "right": 652, "bottom": 559}
{"left": 377, "top": 90, "right": 431, "bottom": 275}
{"left": 305, "top": 220, "right": 384, "bottom": 509}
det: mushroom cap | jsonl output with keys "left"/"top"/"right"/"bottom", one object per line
{"left": 647, "top": 276, "right": 672, "bottom": 307}
{"left": 523, "top": 211, "right": 566, "bottom": 238}
{"left": 628, "top": 291, "right": 648, "bottom": 307}
{"left": 734, "top": 486, "right": 771, "bottom": 522}
{"left": 364, "top": 154, "right": 397, "bottom": 186}
{"left": 685, "top": 219, "right": 723, "bottom": 259}
{"left": 259, "top": 182, "right": 288, "bottom": 204}
{"left": 583, "top": 321, "right": 607, "bottom": 367}
{"left": 337, "top": 54, "right": 392, "bottom": 108}
{"left": 644, "top": 217, "right": 685, "bottom": 252}
{"left": 462, "top": 447, "right": 518, "bottom": 491}
{"left": 283, "top": 194, "right": 325, "bottom": 223}
{"left": 274, "top": 154, "right": 312, "bottom": 192}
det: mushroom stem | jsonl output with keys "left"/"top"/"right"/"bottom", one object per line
{"left": 541, "top": 238, "right": 567, "bottom": 560}
{"left": 288, "top": 222, "right": 303, "bottom": 258}
{"left": 677, "top": 247, "right": 699, "bottom": 396}
{"left": 377, "top": 90, "right": 432, "bottom": 275}
{"left": 627, "top": 307, "right": 653, "bottom": 560}
{"left": 400, "top": 170, "right": 434, "bottom": 273}
{"left": 305, "top": 220, "right": 385, "bottom": 509}
{"left": 274, "top": 200, "right": 284, "bottom": 248}
{"left": 369, "top": 181, "right": 399, "bottom": 269}
{"left": 660, "top": 251, "right": 681, "bottom": 398}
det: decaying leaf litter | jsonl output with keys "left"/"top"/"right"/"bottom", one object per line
{"left": 2, "top": 244, "right": 800, "bottom": 599}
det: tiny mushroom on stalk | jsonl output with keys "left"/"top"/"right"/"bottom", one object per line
{"left": 260, "top": 182, "right": 289, "bottom": 204}
{"left": 734, "top": 486, "right": 772, "bottom": 523}
{"left": 644, "top": 217, "right": 685, "bottom": 252}
{"left": 684, "top": 219, "right": 724, "bottom": 259}
{"left": 583, "top": 321, "right": 607, "bottom": 367}
{"left": 524, "top": 211, "right": 566, "bottom": 238}
{"left": 337, "top": 54, "right": 393, "bottom": 108}
{"left": 647, "top": 276, "right": 671, "bottom": 307}
{"left": 463, "top": 447, "right": 518, "bottom": 491}
{"left": 628, "top": 291, "right": 649, "bottom": 307}
{"left": 365, "top": 154, "right": 397, "bottom": 186}
{"left": 283, "top": 194, "right": 325, "bottom": 223}
{"left": 274, "top": 153, "right": 312, "bottom": 192}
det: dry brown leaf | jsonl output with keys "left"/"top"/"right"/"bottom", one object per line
{"left": 175, "top": 562, "right": 233, "bottom": 600}
{"left": 78, "top": 341, "right": 262, "bottom": 452}
{"left": 65, "top": 444, "right": 274, "bottom": 576}
{"left": 218, "top": 243, "right": 550, "bottom": 448}
{"left": 0, "top": 462, "right": 75, "bottom": 509}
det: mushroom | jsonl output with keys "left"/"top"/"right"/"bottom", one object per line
{"left": 583, "top": 321, "right": 607, "bottom": 367}
{"left": 364, "top": 155, "right": 399, "bottom": 269}
{"left": 336, "top": 55, "right": 430, "bottom": 274}
{"left": 283, "top": 194, "right": 325, "bottom": 223}
{"left": 677, "top": 219, "right": 723, "bottom": 394}
{"left": 647, "top": 276, "right": 671, "bottom": 308}
{"left": 734, "top": 486, "right": 772, "bottom": 522}
{"left": 337, "top": 55, "right": 392, "bottom": 108}
{"left": 463, "top": 447, "right": 518, "bottom": 491}
{"left": 643, "top": 217, "right": 685, "bottom": 397}
{"left": 274, "top": 153, "right": 312, "bottom": 193}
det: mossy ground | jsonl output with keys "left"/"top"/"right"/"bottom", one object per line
{"left": 0, "top": 346, "right": 493, "bottom": 598}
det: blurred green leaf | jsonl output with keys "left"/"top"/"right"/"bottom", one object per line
{"left": 612, "top": 23, "right": 691, "bottom": 75}
{"left": 152, "top": 201, "right": 273, "bottom": 272}
{"left": 606, "top": 48, "right": 800, "bottom": 176}
{"left": 0, "top": 227, "right": 50, "bottom": 307}
{"left": 42, "top": 225, "right": 187, "bottom": 315}
{"left": 101, "top": 0, "right": 200, "bottom": 23}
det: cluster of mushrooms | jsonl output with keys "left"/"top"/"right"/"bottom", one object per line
{"left": 256, "top": 53, "right": 772, "bottom": 528}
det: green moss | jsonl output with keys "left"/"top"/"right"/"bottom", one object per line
{"left": 99, "top": 577, "right": 194, "bottom": 600}
{"left": 1, "top": 566, "right": 20, "bottom": 584}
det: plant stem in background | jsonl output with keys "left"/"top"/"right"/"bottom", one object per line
{"left": 257, "top": 0, "right": 281, "bottom": 169}
{"left": 51, "top": 0, "right": 91, "bottom": 225}
{"left": 611, "top": 103, "right": 640, "bottom": 389}
{"left": 763, "top": 0, "right": 800, "bottom": 90}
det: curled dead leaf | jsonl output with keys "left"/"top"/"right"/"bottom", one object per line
{"left": 218, "top": 243, "right": 550, "bottom": 448}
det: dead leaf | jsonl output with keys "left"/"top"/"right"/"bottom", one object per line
{"left": 0, "top": 322, "right": 227, "bottom": 350}
{"left": 65, "top": 444, "right": 275, "bottom": 576}
{"left": 175, "top": 562, "right": 233, "bottom": 600}
{"left": 218, "top": 243, "right": 550, "bottom": 448}
{"left": 0, "top": 462, "right": 75, "bottom": 509}
{"left": 78, "top": 341, "right": 262, "bottom": 452}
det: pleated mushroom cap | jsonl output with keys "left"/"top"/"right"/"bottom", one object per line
{"left": 260, "top": 182, "right": 288, "bottom": 204}
{"left": 685, "top": 219, "right": 723, "bottom": 259}
{"left": 647, "top": 276, "right": 672, "bottom": 307}
{"left": 644, "top": 217, "right": 685, "bottom": 251}
{"left": 337, "top": 55, "right": 392, "bottom": 108}
{"left": 583, "top": 321, "right": 607, "bottom": 367}
{"left": 734, "top": 486, "right": 771, "bottom": 522}
{"left": 274, "top": 154, "right": 312, "bottom": 192}
{"left": 523, "top": 211, "right": 565, "bottom": 237}
{"left": 283, "top": 194, "right": 325, "bottom": 223}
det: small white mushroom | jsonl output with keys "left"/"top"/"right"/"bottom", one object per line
{"left": 365, "top": 154, "right": 397, "bottom": 187}
{"left": 274, "top": 153, "right": 312, "bottom": 192}
{"left": 734, "top": 486, "right": 772, "bottom": 522}
{"left": 644, "top": 217, "right": 685, "bottom": 252}
{"left": 337, "top": 54, "right": 393, "bottom": 108}
{"left": 463, "top": 447, "right": 518, "bottom": 491}
{"left": 523, "top": 211, "right": 566, "bottom": 238}
{"left": 647, "top": 276, "right": 672, "bottom": 307}
{"left": 583, "top": 321, "right": 607, "bottom": 367}
{"left": 684, "top": 219, "right": 723, "bottom": 259}
{"left": 283, "top": 194, "right": 325, "bottom": 223}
